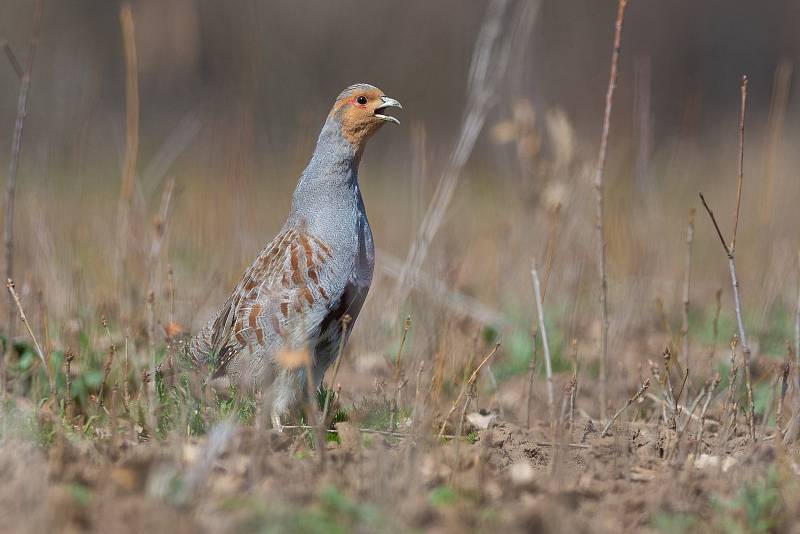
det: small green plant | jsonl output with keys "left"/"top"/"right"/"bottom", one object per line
{"left": 711, "top": 467, "right": 786, "bottom": 533}
{"left": 651, "top": 511, "right": 699, "bottom": 534}
{"left": 428, "top": 485, "right": 459, "bottom": 507}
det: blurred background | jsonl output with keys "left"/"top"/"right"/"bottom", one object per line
{"left": 1, "top": 0, "right": 800, "bottom": 409}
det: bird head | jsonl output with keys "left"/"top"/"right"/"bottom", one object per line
{"left": 329, "top": 83, "right": 402, "bottom": 149}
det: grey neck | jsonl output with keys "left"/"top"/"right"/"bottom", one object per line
{"left": 289, "top": 117, "right": 364, "bottom": 225}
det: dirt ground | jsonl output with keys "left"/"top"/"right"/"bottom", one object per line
{"left": 2, "top": 389, "right": 798, "bottom": 534}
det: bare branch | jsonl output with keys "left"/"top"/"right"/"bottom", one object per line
{"left": 593, "top": 0, "right": 629, "bottom": 418}
{"left": 731, "top": 75, "right": 748, "bottom": 253}
{"left": 1, "top": 40, "right": 22, "bottom": 79}
{"left": 698, "top": 193, "right": 731, "bottom": 257}
{"left": 3, "top": 0, "right": 44, "bottom": 386}
{"left": 601, "top": 378, "right": 650, "bottom": 437}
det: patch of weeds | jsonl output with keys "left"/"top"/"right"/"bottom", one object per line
{"left": 495, "top": 322, "right": 570, "bottom": 381}
{"left": 711, "top": 466, "right": 786, "bottom": 533}
{"left": 68, "top": 483, "right": 93, "bottom": 506}
{"left": 246, "top": 486, "right": 387, "bottom": 534}
{"left": 755, "top": 304, "right": 794, "bottom": 358}
{"left": 753, "top": 382, "right": 774, "bottom": 422}
{"left": 349, "top": 397, "right": 408, "bottom": 432}
{"left": 466, "top": 430, "right": 479, "bottom": 444}
{"left": 651, "top": 511, "right": 699, "bottom": 534}
{"left": 428, "top": 485, "right": 459, "bottom": 507}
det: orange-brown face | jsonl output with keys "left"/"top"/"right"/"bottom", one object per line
{"left": 330, "top": 84, "right": 402, "bottom": 148}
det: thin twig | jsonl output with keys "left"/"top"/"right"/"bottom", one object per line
{"left": 697, "top": 75, "right": 755, "bottom": 443}
{"left": 708, "top": 288, "right": 722, "bottom": 364}
{"left": 531, "top": 261, "right": 554, "bottom": 408}
{"left": 775, "top": 360, "right": 790, "bottom": 433}
{"left": 3, "top": 0, "right": 44, "bottom": 383}
{"left": 718, "top": 337, "right": 739, "bottom": 449}
{"left": 1, "top": 40, "right": 23, "bottom": 79}
{"left": 438, "top": 343, "right": 501, "bottom": 437}
{"left": 525, "top": 332, "right": 538, "bottom": 428}
{"left": 681, "top": 209, "right": 695, "bottom": 374}
{"left": 601, "top": 378, "right": 650, "bottom": 437}
{"left": 795, "top": 251, "right": 800, "bottom": 373}
{"left": 64, "top": 349, "right": 75, "bottom": 419}
{"left": 97, "top": 316, "right": 118, "bottom": 407}
{"left": 115, "top": 1, "right": 140, "bottom": 313}
{"left": 694, "top": 373, "right": 721, "bottom": 455}
{"left": 146, "top": 177, "right": 176, "bottom": 304}
{"left": 730, "top": 76, "right": 748, "bottom": 253}
{"left": 698, "top": 193, "right": 731, "bottom": 257}
{"left": 6, "top": 279, "right": 52, "bottom": 391}
{"left": 593, "top": 0, "right": 629, "bottom": 419}
{"left": 394, "top": 316, "right": 411, "bottom": 382}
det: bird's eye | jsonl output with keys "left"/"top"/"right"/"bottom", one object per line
{"left": 356, "top": 96, "right": 368, "bottom": 105}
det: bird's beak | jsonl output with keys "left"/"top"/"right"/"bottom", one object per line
{"left": 375, "top": 96, "right": 402, "bottom": 125}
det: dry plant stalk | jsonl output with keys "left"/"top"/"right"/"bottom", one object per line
{"left": 719, "top": 337, "right": 739, "bottom": 441}
{"left": 2, "top": 0, "right": 44, "bottom": 378}
{"left": 147, "top": 177, "right": 176, "bottom": 302}
{"left": 671, "top": 382, "right": 707, "bottom": 461}
{"left": 708, "top": 289, "right": 722, "bottom": 364}
{"left": 525, "top": 340, "right": 538, "bottom": 428}
{"left": 115, "top": 1, "right": 140, "bottom": 305}
{"left": 438, "top": 343, "right": 500, "bottom": 438}
{"left": 531, "top": 261, "right": 554, "bottom": 408}
{"left": 795, "top": 251, "right": 800, "bottom": 368}
{"left": 681, "top": 209, "right": 695, "bottom": 373}
{"left": 600, "top": 378, "right": 649, "bottom": 437}
{"left": 593, "top": 0, "right": 629, "bottom": 419}
{"left": 392, "top": 0, "right": 539, "bottom": 309}
{"left": 97, "top": 316, "right": 118, "bottom": 408}
{"left": 64, "top": 349, "right": 75, "bottom": 419}
{"left": 1, "top": 40, "right": 22, "bottom": 79}
{"left": 775, "top": 360, "right": 790, "bottom": 431}
{"left": 6, "top": 279, "right": 53, "bottom": 394}
{"left": 389, "top": 317, "right": 412, "bottom": 432}
{"left": 698, "top": 76, "right": 755, "bottom": 442}
{"left": 568, "top": 339, "right": 579, "bottom": 428}
{"left": 694, "top": 373, "right": 721, "bottom": 455}
{"left": 394, "top": 316, "right": 412, "bottom": 381}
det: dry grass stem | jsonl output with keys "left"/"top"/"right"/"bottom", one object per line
{"left": 115, "top": 1, "right": 140, "bottom": 308}
{"left": 2, "top": 0, "right": 44, "bottom": 380}
{"left": 694, "top": 373, "right": 721, "bottom": 455}
{"left": 601, "top": 378, "right": 649, "bottom": 437}
{"left": 525, "top": 333, "right": 538, "bottom": 428}
{"left": 681, "top": 209, "right": 695, "bottom": 373}
{"left": 698, "top": 75, "right": 755, "bottom": 442}
{"left": 795, "top": 251, "right": 800, "bottom": 368}
{"left": 708, "top": 288, "right": 722, "bottom": 364}
{"left": 438, "top": 342, "right": 500, "bottom": 438}
{"left": 6, "top": 279, "right": 52, "bottom": 393}
{"left": 531, "top": 261, "right": 554, "bottom": 408}
{"left": 1, "top": 40, "right": 22, "bottom": 79}
{"left": 593, "top": 0, "right": 629, "bottom": 419}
